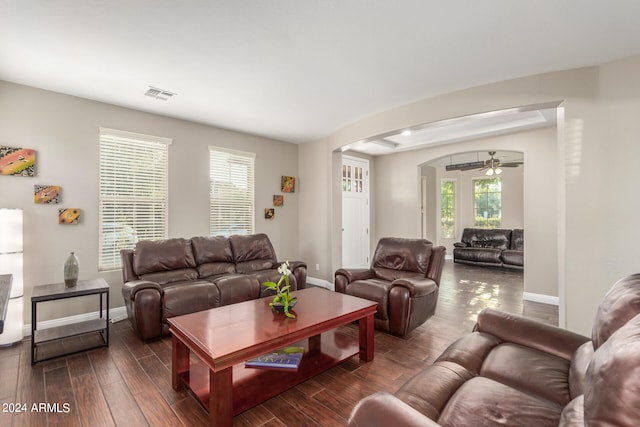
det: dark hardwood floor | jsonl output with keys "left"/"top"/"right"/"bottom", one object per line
{"left": 0, "top": 261, "right": 557, "bottom": 427}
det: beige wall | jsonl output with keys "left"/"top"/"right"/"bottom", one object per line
{"left": 372, "top": 127, "right": 556, "bottom": 301}
{"left": 299, "top": 55, "right": 640, "bottom": 335}
{"left": 0, "top": 81, "right": 299, "bottom": 322}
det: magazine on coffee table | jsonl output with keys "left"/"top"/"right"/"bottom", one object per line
{"left": 245, "top": 346, "right": 304, "bottom": 370}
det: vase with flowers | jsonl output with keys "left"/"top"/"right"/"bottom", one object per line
{"left": 262, "top": 261, "right": 297, "bottom": 318}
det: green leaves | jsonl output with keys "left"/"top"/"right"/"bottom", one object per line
{"left": 263, "top": 261, "right": 297, "bottom": 318}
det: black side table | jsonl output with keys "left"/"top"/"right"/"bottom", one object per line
{"left": 31, "top": 277, "right": 109, "bottom": 364}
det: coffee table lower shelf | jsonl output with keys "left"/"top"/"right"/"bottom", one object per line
{"left": 179, "top": 329, "right": 359, "bottom": 415}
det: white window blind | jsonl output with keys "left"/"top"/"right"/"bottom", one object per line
{"left": 209, "top": 146, "right": 255, "bottom": 236}
{"left": 99, "top": 128, "right": 171, "bottom": 270}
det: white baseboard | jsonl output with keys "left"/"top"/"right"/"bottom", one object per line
{"left": 445, "top": 254, "right": 454, "bottom": 260}
{"left": 523, "top": 292, "right": 559, "bottom": 306}
{"left": 306, "top": 276, "right": 334, "bottom": 291}
{"left": 23, "top": 306, "right": 127, "bottom": 337}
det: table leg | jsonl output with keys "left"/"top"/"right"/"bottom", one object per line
{"left": 209, "top": 367, "right": 233, "bottom": 427}
{"left": 172, "top": 335, "right": 189, "bottom": 390}
{"left": 308, "top": 334, "right": 321, "bottom": 354}
{"left": 358, "top": 313, "right": 375, "bottom": 362}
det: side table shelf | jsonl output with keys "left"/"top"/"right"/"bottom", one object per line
{"left": 31, "top": 278, "right": 109, "bottom": 365}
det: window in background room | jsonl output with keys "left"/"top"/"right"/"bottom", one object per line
{"left": 209, "top": 146, "right": 255, "bottom": 236}
{"left": 98, "top": 128, "right": 171, "bottom": 270}
{"left": 473, "top": 177, "right": 502, "bottom": 228}
{"left": 440, "top": 179, "right": 455, "bottom": 238}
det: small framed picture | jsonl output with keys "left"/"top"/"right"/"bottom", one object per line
{"left": 59, "top": 208, "right": 81, "bottom": 224}
{"left": 0, "top": 145, "right": 36, "bottom": 177}
{"left": 281, "top": 176, "right": 295, "bottom": 193}
{"left": 273, "top": 195, "right": 284, "bottom": 206}
{"left": 264, "top": 208, "right": 275, "bottom": 219}
{"left": 34, "top": 185, "right": 61, "bottom": 204}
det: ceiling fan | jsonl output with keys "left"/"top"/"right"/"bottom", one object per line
{"left": 445, "top": 151, "right": 523, "bottom": 175}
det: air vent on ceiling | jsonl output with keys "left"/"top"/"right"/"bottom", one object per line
{"left": 145, "top": 86, "right": 176, "bottom": 100}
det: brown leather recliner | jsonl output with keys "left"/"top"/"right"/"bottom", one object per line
{"left": 348, "top": 273, "right": 640, "bottom": 427}
{"left": 335, "top": 237, "right": 446, "bottom": 336}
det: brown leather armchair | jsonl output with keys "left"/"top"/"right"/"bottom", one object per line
{"left": 335, "top": 237, "right": 446, "bottom": 336}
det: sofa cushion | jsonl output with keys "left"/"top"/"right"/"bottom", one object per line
{"left": 138, "top": 269, "right": 199, "bottom": 285}
{"left": 591, "top": 273, "right": 640, "bottom": 349}
{"left": 191, "top": 235, "right": 233, "bottom": 264}
{"left": 569, "top": 341, "right": 594, "bottom": 398}
{"left": 161, "top": 281, "right": 220, "bottom": 323}
{"left": 501, "top": 249, "right": 523, "bottom": 266}
{"left": 454, "top": 247, "right": 502, "bottom": 264}
{"left": 559, "top": 396, "right": 584, "bottom": 427}
{"left": 438, "top": 377, "right": 562, "bottom": 427}
{"left": 229, "top": 233, "right": 277, "bottom": 273}
{"left": 372, "top": 237, "right": 433, "bottom": 281}
{"left": 584, "top": 313, "right": 640, "bottom": 426}
{"left": 213, "top": 274, "right": 261, "bottom": 306}
{"left": 460, "top": 228, "right": 512, "bottom": 250}
{"left": 191, "top": 236, "right": 236, "bottom": 279}
{"left": 395, "top": 361, "right": 474, "bottom": 421}
{"left": 134, "top": 238, "right": 196, "bottom": 276}
{"left": 510, "top": 229, "right": 524, "bottom": 251}
{"left": 480, "top": 343, "right": 571, "bottom": 406}
{"left": 435, "top": 332, "right": 501, "bottom": 375}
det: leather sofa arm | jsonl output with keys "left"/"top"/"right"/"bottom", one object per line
{"left": 348, "top": 392, "right": 441, "bottom": 427}
{"left": 453, "top": 242, "right": 467, "bottom": 248}
{"left": 335, "top": 268, "right": 374, "bottom": 283}
{"left": 392, "top": 277, "right": 438, "bottom": 298}
{"left": 335, "top": 268, "right": 374, "bottom": 294}
{"left": 122, "top": 280, "right": 162, "bottom": 302}
{"left": 475, "top": 308, "right": 590, "bottom": 360}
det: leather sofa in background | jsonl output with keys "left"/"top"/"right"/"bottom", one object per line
{"left": 453, "top": 227, "right": 524, "bottom": 269}
{"left": 335, "top": 237, "right": 446, "bottom": 336}
{"left": 121, "top": 233, "right": 306, "bottom": 340}
{"left": 348, "top": 273, "right": 640, "bottom": 427}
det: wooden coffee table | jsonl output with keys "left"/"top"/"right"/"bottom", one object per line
{"left": 168, "top": 287, "right": 378, "bottom": 427}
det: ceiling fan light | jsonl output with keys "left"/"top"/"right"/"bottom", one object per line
{"left": 495, "top": 167, "right": 502, "bottom": 175}
{"left": 486, "top": 168, "right": 494, "bottom": 176}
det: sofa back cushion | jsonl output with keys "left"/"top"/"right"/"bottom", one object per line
{"left": 584, "top": 313, "right": 640, "bottom": 425}
{"left": 591, "top": 273, "right": 640, "bottom": 349}
{"left": 460, "top": 228, "right": 512, "bottom": 250}
{"left": 191, "top": 236, "right": 236, "bottom": 278}
{"left": 510, "top": 229, "right": 524, "bottom": 251}
{"left": 372, "top": 237, "right": 433, "bottom": 282}
{"left": 133, "top": 238, "right": 198, "bottom": 284}
{"left": 229, "top": 233, "right": 277, "bottom": 273}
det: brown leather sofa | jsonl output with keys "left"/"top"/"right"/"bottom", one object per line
{"left": 453, "top": 228, "right": 524, "bottom": 269}
{"left": 335, "top": 237, "right": 446, "bottom": 336}
{"left": 348, "top": 273, "right": 640, "bottom": 427}
{"left": 121, "top": 233, "right": 307, "bottom": 340}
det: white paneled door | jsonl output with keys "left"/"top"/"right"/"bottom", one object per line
{"left": 342, "top": 156, "right": 370, "bottom": 268}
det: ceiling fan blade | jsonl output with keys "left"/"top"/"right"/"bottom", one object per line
{"left": 445, "top": 160, "right": 484, "bottom": 171}
{"left": 500, "top": 162, "right": 523, "bottom": 167}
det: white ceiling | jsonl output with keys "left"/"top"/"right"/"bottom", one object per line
{"left": 2, "top": 1, "right": 640, "bottom": 145}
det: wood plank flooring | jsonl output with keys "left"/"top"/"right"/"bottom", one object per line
{"left": 0, "top": 262, "right": 557, "bottom": 426}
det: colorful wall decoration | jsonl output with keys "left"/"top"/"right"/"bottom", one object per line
{"left": 58, "top": 208, "right": 81, "bottom": 224}
{"left": 264, "top": 208, "right": 275, "bottom": 219}
{"left": 34, "top": 185, "right": 61, "bottom": 204}
{"left": 273, "top": 195, "right": 284, "bottom": 206}
{"left": 281, "top": 176, "right": 295, "bottom": 193}
{"left": 0, "top": 145, "right": 36, "bottom": 177}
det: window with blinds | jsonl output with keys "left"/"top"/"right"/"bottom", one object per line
{"left": 209, "top": 146, "right": 255, "bottom": 236}
{"left": 99, "top": 128, "right": 171, "bottom": 270}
